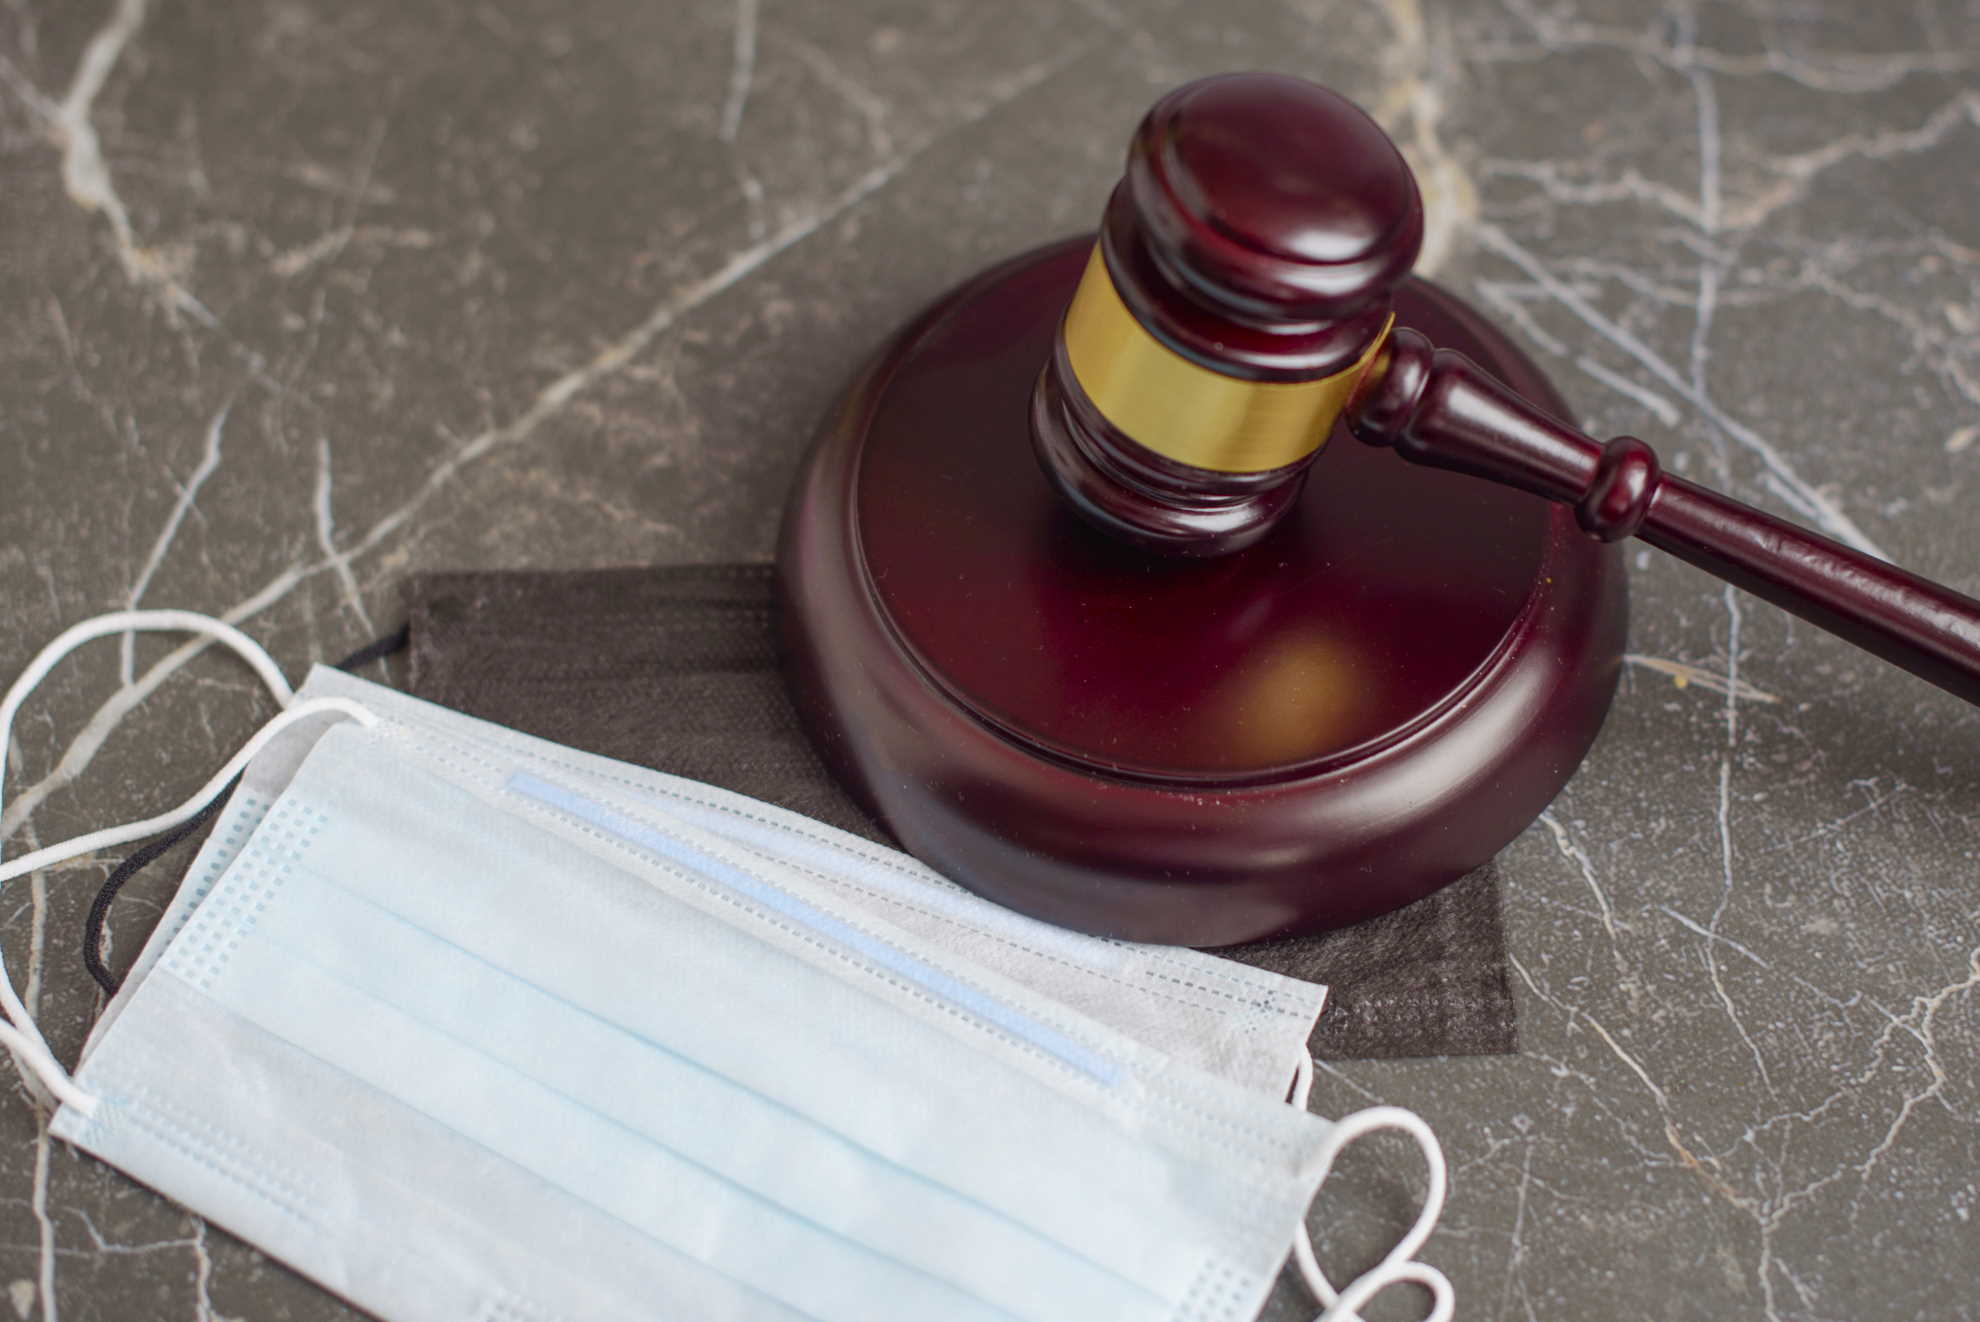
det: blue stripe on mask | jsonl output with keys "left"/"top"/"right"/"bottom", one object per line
{"left": 505, "top": 771, "right": 1123, "bottom": 1089}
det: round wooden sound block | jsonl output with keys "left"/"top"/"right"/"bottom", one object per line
{"left": 779, "top": 237, "right": 1626, "bottom": 946}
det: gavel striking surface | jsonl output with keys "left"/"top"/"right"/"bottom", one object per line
{"left": 779, "top": 238, "right": 1626, "bottom": 945}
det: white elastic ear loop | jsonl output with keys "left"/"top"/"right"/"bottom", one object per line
{"left": 1289, "top": 1053, "right": 1453, "bottom": 1322}
{"left": 0, "top": 697, "right": 378, "bottom": 883}
{"left": 1324, "top": 1260, "right": 1453, "bottom": 1322}
{"left": 0, "top": 611, "right": 373, "bottom": 1119}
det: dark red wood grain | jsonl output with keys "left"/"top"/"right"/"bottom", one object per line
{"left": 1029, "top": 331, "right": 1311, "bottom": 557}
{"left": 1110, "top": 73, "right": 1419, "bottom": 378}
{"left": 1032, "top": 73, "right": 1426, "bottom": 555}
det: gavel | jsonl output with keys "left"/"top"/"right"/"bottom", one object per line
{"left": 780, "top": 72, "right": 1980, "bottom": 947}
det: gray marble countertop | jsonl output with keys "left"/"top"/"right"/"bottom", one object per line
{"left": 3, "top": 1, "right": 1978, "bottom": 1319}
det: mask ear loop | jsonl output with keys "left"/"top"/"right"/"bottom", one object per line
{"left": 1288, "top": 1053, "right": 1454, "bottom": 1322}
{"left": 0, "top": 611, "right": 378, "bottom": 1119}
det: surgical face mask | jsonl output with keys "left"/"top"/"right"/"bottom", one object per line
{"left": 1, "top": 611, "right": 1453, "bottom": 1322}
{"left": 109, "top": 661, "right": 1331, "bottom": 1098}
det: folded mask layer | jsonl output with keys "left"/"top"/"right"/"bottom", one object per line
{"left": 58, "top": 713, "right": 1349, "bottom": 1322}
{"left": 95, "top": 667, "right": 1327, "bottom": 1096}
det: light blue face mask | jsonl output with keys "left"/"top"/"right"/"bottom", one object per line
{"left": 0, "top": 612, "right": 1452, "bottom": 1322}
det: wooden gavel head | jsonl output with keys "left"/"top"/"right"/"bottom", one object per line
{"left": 1032, "top": 73, "right": 1422, "bottom": 556}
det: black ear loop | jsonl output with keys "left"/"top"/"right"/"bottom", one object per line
{"left": 81, "top": 625, "right": 410, "bottom": 996}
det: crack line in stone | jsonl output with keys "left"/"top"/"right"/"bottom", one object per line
{"left": 122, "top": 404, "right": 230, "bottom": 685}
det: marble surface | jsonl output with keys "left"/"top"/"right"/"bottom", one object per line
{"left": 2, "top": 0, "right": 1978, "bottom": 1318}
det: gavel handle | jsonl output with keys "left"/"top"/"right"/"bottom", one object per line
{"left": 1348, "top": 327, "right": 1980, "bottom": 705}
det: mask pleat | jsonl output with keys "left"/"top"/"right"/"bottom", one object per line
{"left": 69, "top": 974, "right": 814, "bottom": 1322}
{"left": 252, "top": 864, "right": 1165, "bottom": 1322}
{"left": 149, "top": 725, "right": 1232, "bottom": 1318}
{"left": 309, "top": 665, "right": 1330, "bottom": 1092}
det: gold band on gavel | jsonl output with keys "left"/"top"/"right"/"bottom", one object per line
{"left": 1061, "top": 248, "right": 1393, "bottom": 474}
